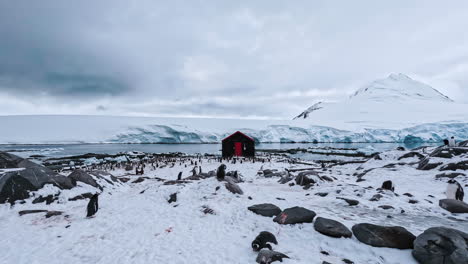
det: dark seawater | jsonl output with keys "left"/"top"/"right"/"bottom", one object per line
{"left": 0, "top": 142, "right": 438, "bottom": 160}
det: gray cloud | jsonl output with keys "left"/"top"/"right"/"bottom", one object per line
{"left": 0, "top": 1, "right": 467, "bottom": 118}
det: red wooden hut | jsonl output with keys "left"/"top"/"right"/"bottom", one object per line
{"left": 221, "top": 131, "right": 255, "bottom": 158}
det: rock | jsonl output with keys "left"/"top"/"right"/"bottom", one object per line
{"left": 32, "top": 194, "right": 59, "bottom": 204}
{"left": 337, "top": 197, "right": 359, "bottom": 206}
{"left": 68, "top": 192, "right": 93, "bottom": 201}
{"left": 440, "top": 161, "right": 468, "bottom": 171}
{"left": 439, "top": 199, "right": 468, "bottom": 213}
{"left": 369, "top": 194, "right": 382, "bottom": 201}
{"left": 408, "top": 199, "right": 419, "bottom": 204}
{"left": 315, "top": 192, "right": 328, "bottom": 197}
{"left": 0, "top": 152, "right": 74, "bottom": 204}
{"left": 273, "top": 206, "right": 316, "bottom": 224}
{"left": 429, "top": 147, "right": 468, "bottom": 158}
{"left": 435, "top": 172, "right": 465, "bottom": 179}
{"left": 403, "top": 193, "right": 414, "bottom": 197}
{"left": 321, "top": 175, "right": 334, "bottom": 182}
{"left": 68, "top": 169, "right": 100, "bottom": 188}
{"left": 398, "top": 152, "right": 425, "bottom": 160}
{"left": 248, "top": 203, "right": 282, "bottom": 217}
{"left": 313, "top": 217, "right": 352, "bottom": 238}
{"left": 168, "top": 193, "right": 177, "bottom": 203}
{"left": 18, "top": 210, "right": 48, "bottom": 216}
{"left": 295, "top": 172, "right": 316, "bottom": 186}
{"left": 378, "top": 205, "right": 395, "bottom": 210}
{"left": 417, "top": 158, "right": 443, "bottom": 170}
{"left": 45, "top": 211, "right": 63, "bottom": 218}
{"left": 225, "top": 178, "right": 243, "bottom": 195}
{"left": 412, "top": 227, "right": 468, "bottom": 264}
{"left": 132, "top": 177, "right": 146, "bottom": 183}
{"left": 352, "top": 223, "right": 416, "bottom": 249}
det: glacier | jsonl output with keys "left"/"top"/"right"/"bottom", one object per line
{"left": 0, "top": 115, "right": 466, "bottom": 145}
{"left": 109, "top": 122, "right": 468, "bottom": 145}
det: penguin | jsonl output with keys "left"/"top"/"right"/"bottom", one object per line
{"left": 86, "top": 193, "right": 99, "bottom": 218}
{"left": 447, "top": 179, "right": 464, "bottom": 201}
{"left": 381, "top": 180, "right": 394, "bottom": 192}
{"left": 177, "top": 172, "right": 182, "bottom": 181}
{"left": 256, "top": 249, "right": 289, "bottom": 264}
{"left": 252, "top": 231, "right": 278, "bottom": 251}
{"left": 217, "top": 164, "right": 226, "bottom": 181}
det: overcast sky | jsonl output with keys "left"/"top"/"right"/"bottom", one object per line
{"left": 1, "top": 1, "right": 467, "bottom": 119}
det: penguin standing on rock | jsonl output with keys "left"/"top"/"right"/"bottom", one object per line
{"left": 86, "top": 193, "right": 99, "bottom": 218}
{"left": 217, "top": 164, "right": 226, "bottom": 181}
{"left": 447, "top": 179, "right": 464, "bottom": 201}
{"left": 252, "top": 231, "right": 278, "bottom": 251}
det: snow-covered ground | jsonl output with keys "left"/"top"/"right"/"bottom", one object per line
{"left": 1, "top": 149, "right": 466, "bottom": 264}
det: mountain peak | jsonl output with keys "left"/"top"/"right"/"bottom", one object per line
{"left": 350, "top": 73, "right": 453, "bottom": 102}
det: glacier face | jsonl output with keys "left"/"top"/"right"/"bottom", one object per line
{"left": 107, "top": 122, "right": 468, "bottom": 144}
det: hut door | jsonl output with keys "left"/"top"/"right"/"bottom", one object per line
{"left": 234, "top": 142, "right": 243, "bottom": 156}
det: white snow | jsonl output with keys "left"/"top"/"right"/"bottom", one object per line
{"left": 294, "top": 73, "right": 468, "bottom": 129}
{"left": 0, "top": 150, "right": 466, "bottom": 264}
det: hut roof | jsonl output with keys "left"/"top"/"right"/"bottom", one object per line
{"left": 222, "top": 131, "right": 254, "bottom": 142}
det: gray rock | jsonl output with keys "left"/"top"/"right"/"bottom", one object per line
{"left": 313, "top": 217, "right": 352, "bottom": 238}
{"left": 439, "top": 199, "right": 468, "bottom": 213}
{"left": 69, "top": 169, "right": 100, "bottom": 188}
{"left": 352, "top": 223, "right": 416, "bottom": 249}
{"left": 435, "top": 173, "right": 465, "bottom": 179}
{"left": 248, "top": 203, "right": 282, "bottom": 217}
{"left": 440, "top": 161, "right": 468, "bottom": 171}
{"left": 412, "top": 227, "right": 468, "bottom": 264}
{"left": 225, "top": 177, "right": 243, "bottom": 195}
{"left": 417, "top": 158, "right": 443, "bottom": 170}
{"left": 0, "top": 152, "right": 74, "bottom": 204}
{"left": 398, "top": 152, "right": 425, "bottom": 160}
{"left": 337, "top": 197, "right": 359, "bottom": 206}
{"left": 273, "top": 206, "right": 316, "bottom": 225}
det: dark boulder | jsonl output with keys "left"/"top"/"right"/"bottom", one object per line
{"left": 435, "top": 173, "right": 465, "bottom": 179}
{"left": 273, "top": 206, "right": 316, "bottom": 224}
{"left": 313, "top": 217, "right": 352, "bottom": 238}
{"left": 69, "top": 169, "right": 100, "bottom": 188}
{"left": 352, "top": 223, "right": 416, "bottom": 249}
{"left": 0, "top": 152, "right": 74, "bottom": 204}
{"left": 412, "top": 227, "right": 468, "bottom": 264}
{"left": 398, "top": 152, "right": 425, "bottom": 160}
{"left": 429, "top": 147, "right": 468, "bottom": 159}
{"left": 439, "top": 199, "right": 468, "bottom": 213}
{"left": 440, "top": 161, "right": 468, "bottom": 171}
{"left": 337, "top": 197, "right": 359, "bottom": 206}
{"left": 417, "top": 158, "right": 443, "bottom": 170}
{"left": 248, "top": 203, "right": 282, "bottom": 217}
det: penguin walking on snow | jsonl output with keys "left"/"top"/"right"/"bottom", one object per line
{"left": 86, "top": 193, "right": 99, "bottom": 218}
{"left": 177, "top": 172, "right": 182, "bottom": 181}
{"left": 252, "top": 231, "right": 278, "bottom": 251}
{"left": 447, "top": 179, "right": 464, "bottom": 201}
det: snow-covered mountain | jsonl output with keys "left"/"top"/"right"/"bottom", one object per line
{"left": 294, "top": 74, "right": 467, "bottom": 129}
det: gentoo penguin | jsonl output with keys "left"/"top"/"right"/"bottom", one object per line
{"left": 86, "top": 193, "right": 99, "bottom": 217}
{"left": 217, "top": 164, "right": 226, "bottom": 181}
{"left": 381, "top": 180, "right": 394, "bottom": 192}
{"left": 256, "top": 249, "right": 289, "bottom": 264}
{"left": 177, "top": 172, "right": 182, "bottom": 181}
{"left": 446, "top": 179, "right": 464, "bottom": 201}
{"left": 252, "top": 231, "right": 278, "bottom": 251}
